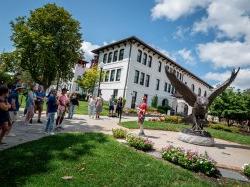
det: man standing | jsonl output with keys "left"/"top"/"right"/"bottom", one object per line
{"left": 45, "top": 89, "right": 57, "bottom": 135}
{"left": 35, "top": 85, "right": 45, "bottom": 123}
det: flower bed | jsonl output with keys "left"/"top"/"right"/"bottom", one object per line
{"left": 243, "top": 164, "right": 250, "bottom": 177}
{"left": 126, "top": 134, "right": 154, "bottom": 151}
{"left": 148, "top": 115, "right": 183, "bottom": 124}
{"left": 162, "top": 145, "right": 219, "bottom": 177}
{"left": 112, "top": 128, "right": 127, "bottom": 139}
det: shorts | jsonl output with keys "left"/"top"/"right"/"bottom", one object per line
{"left": 35, "top": 102, "right": 43, "bottom": 112}
{"left": 138, "top": 114, "right": 145, "bottom": 123}
{"left": 57, "top": 109, "right": 66, "bottom": 117}
{"left": 9, "top": 111, "right": 17, "bottom": 123}
{"left": 109, "top": 106, "right": 114, "bottom": 111}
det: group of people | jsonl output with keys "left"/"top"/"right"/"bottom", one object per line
{"left": 87, "top": 95, "right": 103, "bottom": 119}
{"left": 108, "top": 96, "right": 123, "bottom": 118}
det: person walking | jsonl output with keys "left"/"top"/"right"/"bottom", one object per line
{"left": 116, "top": 97, "right": 123, "bottom": 119}
{"left": 45, "top": 89, "right": 57, "bottom": 135}
{"left": 108, "top": 95, "right": 115, "bottom": 117}
{"left": 55, "top": 88, "right": 69, "bottom": 130}
{"left": 95, "top": 97, "right": 103, "bottom": 119}
{"left": 0, "top": 85, "right": 11, "bottom": 144}
{"left": 137, "top": 96, "right": 148, "bottom": 136}
{"left": 67, "top": 93, "right": 79, "bottom": 119}
{"left": 88, "top": 95, "right": 96, "bottom": 118}
{"left": 35, "top": 85, "right": 45, "bottom": 123}
{"left": 24, "top": 86, "right": 36, "bottom": 125}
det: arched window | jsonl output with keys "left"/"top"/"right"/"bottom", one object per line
{"left": 191, "top": 84, "right": 195, "bottom": 92}
{"left": 198, "top": 88, "right": 201, "bottom": 96}
{"left": 204, "top": 91, "right": 207, "bottom": 97}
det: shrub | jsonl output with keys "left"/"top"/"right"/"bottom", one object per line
{"left": 209, "top": 123, "right": 239, "bottom": 133}
{"left": 165, "top": 115, "right": 183, "bottom": 124}
{"left": 151, "top": 95, "right": 158, "bottom": 108}
{"left": 126, "top": 134, "right": 154, "bottom": 151}
{"left": 157, "top": 106, "right": 170, "bottom": 114}
{"left": 162, "top": 145, "right": 219, "bottom": 177}
{"left": 112, "top": 128, "right": 127, "bottom": 139}
{"left": 243, "top": 164, "right": 250, "bottom": 177}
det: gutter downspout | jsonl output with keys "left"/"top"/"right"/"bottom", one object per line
{"left": 123, "top": 41, "right": 132, "bottom": 98}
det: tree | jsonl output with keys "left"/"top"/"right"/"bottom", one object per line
{"left": 77, "top": 66, "right": 100, "bottom": 93}
{"left": 151, "top": 95, "right": 158, "bottom": 108}
{"left": 10, "top": 3, "right": 82, "bottom": 90}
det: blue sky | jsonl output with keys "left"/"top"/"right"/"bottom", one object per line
{"left": 1, "top": 0, "right": 250, "bottom": 89}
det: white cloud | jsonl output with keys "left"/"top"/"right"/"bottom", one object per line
{"left": 173, "top": 26, "right": 190, "bottom": 41}
{"left": 151, "top": 0, "right": 210, "bottom": 21}
{"left": 177, "top": 48, "right": 195, "bottom": 65}
{"left": 197, "top": 41, "right": 250, "bottom": 68}
{"left": 193, "top": 0, "right": 250, "bottom": 42}
{"left": 81, "top": 41, "right": 100, "bottom": 62}
{"left": 204, "top": 68, "right": 250, "bottom": 90}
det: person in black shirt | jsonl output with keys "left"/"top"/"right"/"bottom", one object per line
{"left": 0, "top": 86, "right": 11, "bottom": 144}
{"left": 67, "top": 93, "right": 79, "bottom": 119}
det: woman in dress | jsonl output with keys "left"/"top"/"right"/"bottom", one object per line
{"left": 137, "top": 96, "right": 148, "bottom": 136}
{"left": 95, "top": 97, "right": 103, "bottom": 119}
{"left": 24, "top": 85, "right": 36, "bottom": 125}
{"left": 88, "top": 95, "right": 96, "bottom": 119}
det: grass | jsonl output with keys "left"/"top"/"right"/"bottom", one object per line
{"left": 0, "top": 132, "right": 235, "bottom": 187}
{"left": 121, "top": 121, "right": 250, "bottom": 146}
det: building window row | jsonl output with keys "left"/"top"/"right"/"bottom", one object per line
{"left": 103, "top": 68, "right": 122, "bottom": 82}
{"left": 166, "top": 65, "right": 183, "bottom": 82}
{"left": 134, "top": 70, "right": 150, "bottom": 87}
{"left": 103, "top": 49, "right": 124, "bottom": 64}
{"left": 137, "top": 50, "right": 152, "bottom": 68}
{"left": 191, "top": 84, "right": 207, "bottom": 97}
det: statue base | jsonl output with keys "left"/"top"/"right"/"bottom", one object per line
{"left": 178, "top": 129, "right": 214, "bottom": 146}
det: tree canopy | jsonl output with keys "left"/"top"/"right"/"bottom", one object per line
{"left": 10, "top": 3, "right": 82, "bottom": 89}
{"left": 209, "top": 88, "right": 250, "bottom": 125}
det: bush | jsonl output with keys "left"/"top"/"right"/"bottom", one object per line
{"left": 162, "top": 145, "right": 219, "bottom": 177}
{"left": 112, "top": 128, "right": 127, "bottom": 139}
{"left": 165, "top": 115, "right": 183, "bottom": 124}
{"left": 243, "top": 164, "right": 250, "bottom": 177}
{"left": 209, "top": 123, "right": 239, "bottom": 133}
{"left": 157, "top": 106, "right": 170, "bottom": 114}
{"left": 151, "top": 95, "right": 158, "bottom": 108}
{"left": 126, "top": 134, "right": 154, "bottom": 151}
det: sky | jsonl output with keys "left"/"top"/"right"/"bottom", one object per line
{"left": 0, "top": 0, "right": 250, "bottom": 89}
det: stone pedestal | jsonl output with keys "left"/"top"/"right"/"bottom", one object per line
{"left": 178, "top": 129, "right": 214, "bottom": 146}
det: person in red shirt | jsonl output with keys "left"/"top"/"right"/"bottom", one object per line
{"left": 137, "top": 96, "right": 147, "bottom": 136}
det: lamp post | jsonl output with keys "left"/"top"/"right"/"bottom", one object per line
{"left": 97, "top": 62, "right": 104, "bottom": 97}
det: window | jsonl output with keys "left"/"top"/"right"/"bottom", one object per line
{"left": 171, "top": 86, "right": 175, "bottom": 94}
{"left": 204, "top": 91, "right": 207, "bottom": 97}
{"left": 166, "top": 65, "right": 169, "bottom": 71}
{"left": 177, "top": 72, "right": 179, "bottom": 79}
{"left": 140, "top": 72, "right": 145, "bottom": 85}
{"left": 103, "top": 53, "right": 107, "bottom": 64}
{"left": 144, "top": 94, "right": 148, "bottom": 103}
{"left": 116, "top": 69, "right": 121, "bottom": 81}
{"left": 164, "top": 82, "right": 168, "bottom": 92}
{"left": 137, "top": 50, "right": 142, "bottom": 62}
{"left": 108, "top": 52, "right": 112, "bottom": 63}
{"left": 168, "top": 84, "right": 171, "bottom": 93}
{"left": 105, "top": 71, "right": 110, "bottom": 82}
{"left": 198, "top": 88, "right": 201, "bottom": 96}
{"left": 142, "top": 53, "right": 147, "bottom": 65}
{"left": 134, "top": 70, "right": 140, "bottom": 83}
{"left": 158, "top": 61, "right": 162, "bottom": 72}
{"left": 191, "top": 84, "right": 195, "bottom": 92}
{"left": 156, "top": 79, "right": 160, "bottom": 90}
{"left": 148, "top": 56, "right": 152, "bottom": 67}
{"left": 145, "top": 75, "right": 150, "bottom": 87}
{"left": 119, "top": 49, "right": 124, "bottom": 60}
{"left": 113, "top": 89, "right": 118, "bottom": 98}
{"left": 113, "top": 50, "right": 118, "bottom": 62}
{"left": 110, "top": 69, "right": 115, "bottom": 82}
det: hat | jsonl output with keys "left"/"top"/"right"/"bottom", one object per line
{"left": 15, "top": 85, "right": 24, "bottom": 91}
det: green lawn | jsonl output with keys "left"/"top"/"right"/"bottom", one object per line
{"left": 0, "top": 133, "right": 234, "bottom": 187}
{"left": 121, "top": 121, "right": 250, "bottom": 146}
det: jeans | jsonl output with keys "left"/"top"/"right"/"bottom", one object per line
{"left": 45, "top": 113, "right": 56, "bottom": 132}
{"left": 68, "top": 104, "right": 76, "bottom": 119}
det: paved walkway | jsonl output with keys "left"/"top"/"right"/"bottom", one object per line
{"left": 1, "top": 113, "right": 250, "bottom": 171}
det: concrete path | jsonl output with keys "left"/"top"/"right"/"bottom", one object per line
{"left": 1, "top": 113, "right": 250, "bottom": 172}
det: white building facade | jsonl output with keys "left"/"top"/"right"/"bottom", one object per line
{"left": 92, "top": 36, "right": 212, "bottom": 115}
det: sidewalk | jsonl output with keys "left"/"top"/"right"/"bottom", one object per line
{"left": 1, "top": 113, "right": 250, "bottom": 171}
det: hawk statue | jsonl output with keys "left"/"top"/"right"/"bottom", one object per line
{"left": 165, "top": 67, "right": 240, "bottom": 132}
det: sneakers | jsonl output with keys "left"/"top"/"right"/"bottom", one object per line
{"left": 49, "top": 132, "right": 55, "bottom": 135}
{"left": 37, "top": 120, "right": 43, "bottom": 124}
{"left": 6, "top": 133, "right": 16, "bottom": 137}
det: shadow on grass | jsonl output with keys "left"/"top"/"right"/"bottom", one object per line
{"left": 0, "top": 133, "right": 108, "bottom": 186}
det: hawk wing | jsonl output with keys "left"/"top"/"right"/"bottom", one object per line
{"left": 165, "top": 66, "right": 197, "bottom": 107}
{"left": 208, "top": 68, "right": 240, "bottom": 106}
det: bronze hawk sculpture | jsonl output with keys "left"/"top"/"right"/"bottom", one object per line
{"left": 165, "top": 67, "right": 240, "bottom": 133}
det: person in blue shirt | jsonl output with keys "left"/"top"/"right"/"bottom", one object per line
{"left": 45, "top": 89, "right": 58, "bottom": 135}
{"left": 35, "top": 85, "right": 45, "bottom": 123}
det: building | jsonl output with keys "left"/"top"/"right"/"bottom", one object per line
{"left": 92, "top": 36, "right": 213, "bottom": 115}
